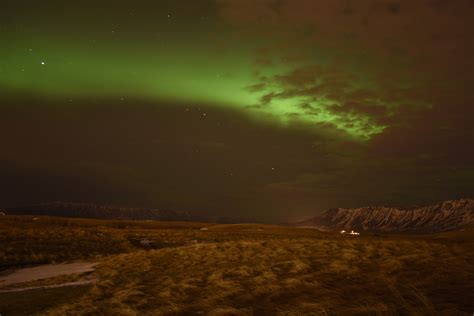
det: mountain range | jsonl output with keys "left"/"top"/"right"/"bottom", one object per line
{"left": 4, "top": 199, "right": 474, "bottom": 233}
{"left": 3, "top": 202, "right": 191, "bottom": 221}
{"left": 298, "top": 198, "right": 474, "bottom": 233}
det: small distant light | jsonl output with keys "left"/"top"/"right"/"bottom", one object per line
{"left": 41, "top": 61, "right": 46, "bottom": 65}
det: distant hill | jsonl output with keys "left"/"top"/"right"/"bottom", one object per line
{"left": 297, "top": 198, "right": 474, "bottom": 233}
{"left": 4, "top": 202, "right": 191, "bottom": 221}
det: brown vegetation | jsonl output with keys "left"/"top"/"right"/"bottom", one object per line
{"left": 1, "top": 216, "right": 473, "bottom": 315}
{"left": 0, "top": 216, "right": 206, "bottom": 269}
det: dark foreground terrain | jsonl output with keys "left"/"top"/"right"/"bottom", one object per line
{"left": 0, "top": 215, "right": 473, "bottom": 315}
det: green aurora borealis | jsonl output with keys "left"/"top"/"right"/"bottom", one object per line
{"left": 1, "top": 9, "right": 387, "bottom": 139}
{"left": 1, "top": 0, "right": 473, "bottom": 221}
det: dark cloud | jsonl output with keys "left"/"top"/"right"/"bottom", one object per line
{"left": 218, "top": 0, "right": 474, "bottom": 76}
{"left": 245, "top": 83, "right": 267, "bottom": 93}
{"left": 213, "top": 0, "right": 474, "bottom": 218}
{"left": 327, "top": 102, "right": 389, "bottom": 121}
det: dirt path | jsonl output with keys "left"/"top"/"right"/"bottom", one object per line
{"left": 0, "top": 262, "right": 97, "bottom": 287}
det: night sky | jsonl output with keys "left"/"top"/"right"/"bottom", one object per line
{"left": 1, "top": 0, "right": 473, "bottom": 222}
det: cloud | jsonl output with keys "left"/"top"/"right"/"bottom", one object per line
{"left": 213, "top": 0, "right": 474, "bottom": 215}
{"left": 217, "top": 0, "right": 473, "bottom": 66}
{"left": 216, "top": 0, "right": 473, "bottom": 145}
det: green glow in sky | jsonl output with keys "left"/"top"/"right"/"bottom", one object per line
{"left": 1, "top": 34, "right": 384, "bottom": 139}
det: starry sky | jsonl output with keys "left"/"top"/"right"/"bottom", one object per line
{"left": 1, "top": 0, "right": 473, "bottom": 222}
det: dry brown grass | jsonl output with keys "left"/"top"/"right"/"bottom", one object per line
{"left": 1, "top": 217, "right": 473, "bottom": 315}
{"left": 49, "top": 232, "right": 474, "bottom": 314}
{"left": 0, "top": 216, "right": 207, "bottom": 268}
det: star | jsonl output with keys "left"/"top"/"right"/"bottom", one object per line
{"left": 40, "top": 61, "right": 46, "bottom": 65}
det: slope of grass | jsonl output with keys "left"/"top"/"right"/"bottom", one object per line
{"left": 1, "top": 216, "right": 473, "bottom": 315}
{"left": 0, "top": 216, "right": 207, "bottom": 268}
{"left": 48, "top": 234, "right": 473, "bottom": 314}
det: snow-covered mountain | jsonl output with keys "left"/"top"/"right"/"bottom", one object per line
{"left": 298, "top": 199, "right": 474, "bottom": 233}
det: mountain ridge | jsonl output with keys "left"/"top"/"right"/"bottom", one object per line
{"left": 3, "top": 202, "right": 191, "bottom": 221}
{"left": 298, "top": 198, "right": 474, "bottom": 233}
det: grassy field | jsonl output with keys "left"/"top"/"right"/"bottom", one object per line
{"left": 1, "top": 216, "right": 473, "bottom": 315}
